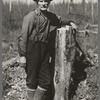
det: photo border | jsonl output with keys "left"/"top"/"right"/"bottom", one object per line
{"left": 0, "top": 0, "right": 99, "bottom": 100}
{"left": 98, "top": 0, "right": 100, "bottom": 99}
{"left": 0, "top": 0, "right": 2, "bottom": 99}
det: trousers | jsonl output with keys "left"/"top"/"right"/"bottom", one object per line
{"left": 25, "top": 42, "right": 51, "bottom": 90}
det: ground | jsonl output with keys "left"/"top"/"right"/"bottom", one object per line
{"left": 2, "top": 25, "right": 98, "bottom": 100}
{"left": 2, "top": 54, "right": 98, "bottom": 100}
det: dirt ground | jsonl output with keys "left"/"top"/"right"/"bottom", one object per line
{"left": 2, "top": 25, "right": 98, "bottom": 100}
{"left": 2, "top": 54, "right": 98, "bottom": 100}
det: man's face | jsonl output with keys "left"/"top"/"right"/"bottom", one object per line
{"left": 37, "top": 0, "right": 50, "bottom": 11}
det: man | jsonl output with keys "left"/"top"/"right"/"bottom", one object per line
{"left": 18, "top": 0, "right": 78, "bottom": 100}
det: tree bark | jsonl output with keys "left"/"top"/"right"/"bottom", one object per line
{"left": 54, "top": 26, "right": 76, "bottom": 100}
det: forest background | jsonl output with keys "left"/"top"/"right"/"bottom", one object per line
{"left": 2, "top": 0, "right": 98, "bottom": 55}
{"left": 2, "top": 0, "right": 98, "bottom": 100}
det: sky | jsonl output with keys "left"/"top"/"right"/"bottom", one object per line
{"left": 3, "top": 0, "right": 98, "bottom": 4}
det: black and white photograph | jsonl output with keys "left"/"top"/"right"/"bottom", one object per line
{"left": 2, "top": 0, "right": 98, "bottom": 100}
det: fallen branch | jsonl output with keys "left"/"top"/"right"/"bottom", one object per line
{"left": 79, "top": 29, "right": 98, "bottom": 34}
{"left": 85, "top": 24, "right": 98, "bottom": 28}
{"left": 2, "top": 55, "right": 20, "bottom": 69}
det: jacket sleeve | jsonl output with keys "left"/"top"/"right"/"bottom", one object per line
{"left": 48, "top": 12, "right": 74, "bottom": 27}
{"left": 18, "top": 12, "right": 35, "bottom": 57}
{"left": 58, "top": 16, "right": 74, "bottom": 26}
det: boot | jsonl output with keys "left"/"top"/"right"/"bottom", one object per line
{"left": 33, "top": 86, "right": 47, "bottom": 100}
{"left": 26, "top": 88, "right": 35, "bottom": 100}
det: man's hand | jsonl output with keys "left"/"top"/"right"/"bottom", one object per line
{"left": 70, "top": 22, "right": 78, "bottom": 30}
{"left": 19, "top": 56, "right": 26, "bottom": 68}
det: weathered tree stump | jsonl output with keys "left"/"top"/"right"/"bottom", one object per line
{"left": 54, "top": 26, "right": 76, "bottom": 100}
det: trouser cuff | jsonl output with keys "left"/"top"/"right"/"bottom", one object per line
{"left": 26, "top": 87, "right": 36, "bottom": 91}
{"left": 38, "top": 86, "right": 47, "bottom": 91}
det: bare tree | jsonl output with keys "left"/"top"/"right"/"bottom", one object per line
{"left": 91, "top": 0, "right": 94, "bottom": 23}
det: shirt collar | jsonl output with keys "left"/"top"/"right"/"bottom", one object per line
{"left": 35, "top": 8, "right": 48, "bottom": 16}
{"left": 35, "top": 8, "right": 42, "bottom": 16}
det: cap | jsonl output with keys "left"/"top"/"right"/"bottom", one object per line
{"left": 33, "top": 0, "right": 52, "bottom": 2}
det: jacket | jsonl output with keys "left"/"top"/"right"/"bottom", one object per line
{"left": 18, "top": 8, "right": 73, "bottom": 57}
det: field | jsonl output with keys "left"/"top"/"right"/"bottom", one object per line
{"left": 2, "top": 1, "right": 98, "bottom": 100}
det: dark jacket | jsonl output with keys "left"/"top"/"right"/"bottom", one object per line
{"left": 18, "top": 8, "right": 73, "bottom": 57}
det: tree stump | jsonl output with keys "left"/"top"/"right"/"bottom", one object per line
{"left": 54, "top": 26, "right": 76, "bottom": 100}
